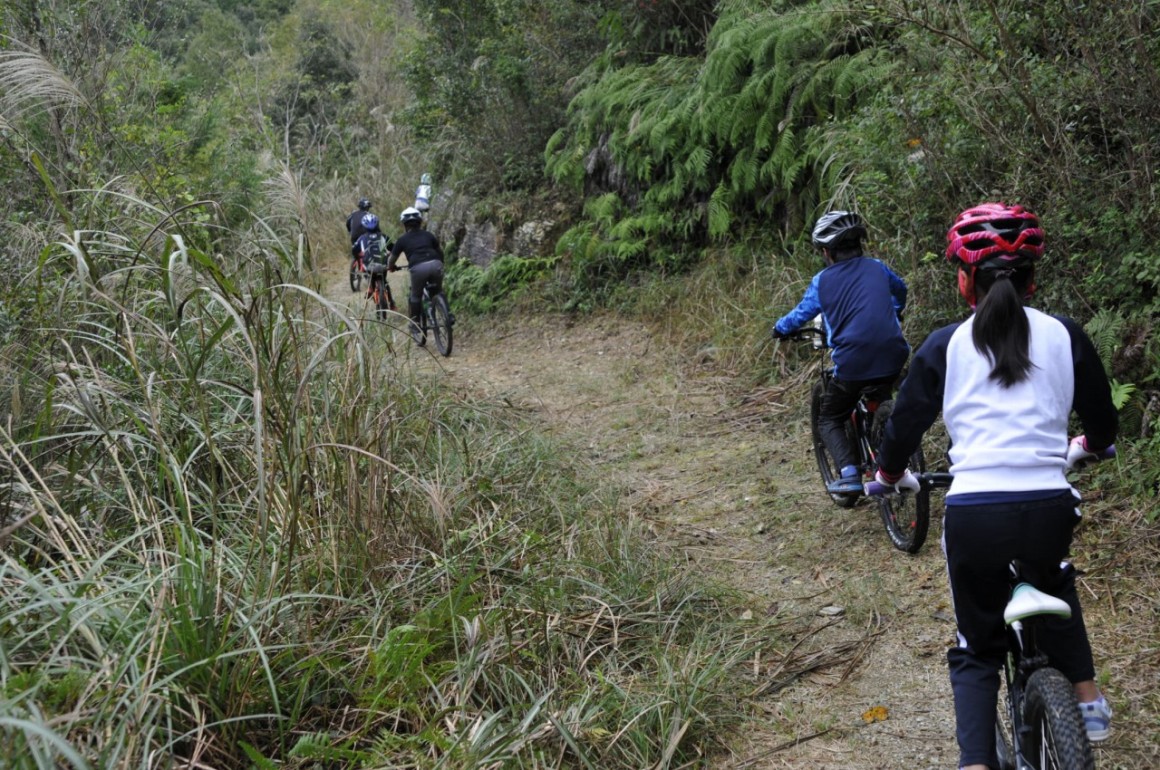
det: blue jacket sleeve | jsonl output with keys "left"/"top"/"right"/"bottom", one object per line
{"left": 881, "top": 261, "right": 908, "bottom": 315}
{"left": 774, "top": 274, "right": 823, "bottom": 336}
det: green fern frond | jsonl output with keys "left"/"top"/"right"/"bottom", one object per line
{"left": 684, "top": 146, "right": 713, "bottom": 180}
{"left": 1084, "top": 309, "right": 1125, "bottom": 367}
{"left": 585, "top": 193, "right": 623, "bottom": 227}
{"left": 708, "top": 185, "right": 733, "bottom": 239}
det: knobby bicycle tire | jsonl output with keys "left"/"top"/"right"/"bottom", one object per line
{"left": 995, "top": 675, "right": 1019, "bottom": 770}
{"left": 372, "top": 277, "right": 391, "bottom": 319}
{"left": 430, "top": 293, "right": 453, "bottom": 356}
{"left": 809, "top": 381, "right": 858, "bottom": 508}
{"left": 1023, "top": 668, "right": 1095, "bottom": 770}
{"left": 871, "top": 399, "right": 931, "bottom": 553}
{"left": 350, "top": 261, "right": 363, "bottom": 292}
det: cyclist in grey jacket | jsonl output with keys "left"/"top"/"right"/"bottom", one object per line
{"left": 773, "top": 210, "right": 909, "bottom": 495}
{"left": 875, "top": 203, "right": 1118, "bottom": 770}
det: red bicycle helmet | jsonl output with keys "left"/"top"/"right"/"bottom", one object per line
{"left": 945, "top": 202, "right": 1044, "bottom": 265}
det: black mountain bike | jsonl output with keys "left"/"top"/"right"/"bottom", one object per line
{"left": 402, "top": 267, "right": 453, "bottom": 357}
{"left": 789, "top": 327, "right": 930, "bottom": 553}
{"left": 996, "top": 561, "right": 1096, "bottom": 770}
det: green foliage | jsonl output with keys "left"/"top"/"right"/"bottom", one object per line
{"left": 836, "top": 0, "right": 1160, "bottom": 318}
{"left": 546, "top": 0, "right": 896, "bottom": 297}
{"left": 598, "top": 0, "right": 718, "bottom": 61}
{"left": 402, "top": 0, "right": 612, "bottom": 193}
{"left": 1084, "top": 309, "right": 1126, "bottom": 373}
{"left": 444, "top": 254, "right": 556, "bottom": 315}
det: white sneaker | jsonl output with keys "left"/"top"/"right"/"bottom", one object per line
{"left": 1078, "top": 695, "right": 1112, "bottom": 742}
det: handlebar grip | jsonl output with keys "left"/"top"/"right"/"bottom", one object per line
{"left": 864, "top": 481, "right": 893, "bottom": 497}
{"left": 1098, "top": 444, "right": 1116, "bottom": 460}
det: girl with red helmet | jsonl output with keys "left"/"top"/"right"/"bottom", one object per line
{"left": 874, "top": 203, "right": 1118, "bottom": 770}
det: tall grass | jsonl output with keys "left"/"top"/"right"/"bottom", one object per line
{"left": 0, "top": 193, "right": 775, "bottom": 768}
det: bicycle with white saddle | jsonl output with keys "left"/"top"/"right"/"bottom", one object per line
{"left": 995, "top": 560, "right": 1095, "bottom": 770}
{"left": 867, "top": 442, "right": 1115, "bottom": 769}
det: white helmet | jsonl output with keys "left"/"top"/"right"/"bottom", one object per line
{"left": 811, "top": 210, "right": 866, "bottom": 247}
{"left": 400, "top": 207, "right": 423, "bottom": 224}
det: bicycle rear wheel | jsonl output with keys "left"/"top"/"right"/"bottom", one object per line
{"left": 373, "top": 278, "right": 391, "bottom": 319}
{"left": 350, "top": 261, "right": 362, "bottom": 292}
{"left": 871, "top": 399, "right": 930, "bottom": 553}
{"left": 1023, "top": 668, "right": 1095, "bottom": 770}
{"left": 810, "top": 381, "right": 858, "bottom": 508}
{"left": 429, "top": 293, "right": 453, "bottom": 356}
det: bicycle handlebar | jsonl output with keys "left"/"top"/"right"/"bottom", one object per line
{"left": 784, "top": 326, "right": 826, "bottom": 342}
{"left": 864, "top": 472, "right": 953, "bottom": 497}
{"left": 864, "top": 445, "right": 1116, "bottom": 497}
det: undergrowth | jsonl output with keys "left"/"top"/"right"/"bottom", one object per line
{"left": 0, "top": 191, "right": 784, "bottom": 769}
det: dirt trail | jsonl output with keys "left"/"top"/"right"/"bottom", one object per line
{"left": 441, "top": 317, "right": 970, "bottom": 769}
{"left": 323, "top": 262, "right": 966, "bottom": 767}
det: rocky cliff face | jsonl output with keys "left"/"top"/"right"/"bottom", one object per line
{"left": 427, "top": 189, "right": 560, "bottom": 267}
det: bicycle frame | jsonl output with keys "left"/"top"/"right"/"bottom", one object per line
{"left": 401, "top": 266, "right": 453, "bottom": 356}
{"left": 788, "top": 325, "right": 933, "bottom": 551}
{"left": 1003, "top": 616, "right": 1044, "bottom": 767}
{"left": 813, "top": 352, "right": 885, "bottom": 483}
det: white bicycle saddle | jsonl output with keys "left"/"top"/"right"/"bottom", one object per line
{"left": 1004, "top": 582, "right": 1073, "bottom": 624}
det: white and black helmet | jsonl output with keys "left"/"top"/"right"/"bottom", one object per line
{"left": 400, "top": 207, "right": 423, "bottom": 224}
{"left": 811, "top": 210, "right": 867, "bottom": 247}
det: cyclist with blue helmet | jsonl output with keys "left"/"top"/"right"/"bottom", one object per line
{"left": 773, "top": 210, "right": 909, "bottom": 495}
{"left": 354, "top": 212, "right": 396, "bottom": 311}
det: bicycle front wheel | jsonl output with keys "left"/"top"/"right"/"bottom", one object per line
{"left": 430, "top": 293, "right": 453, "bottom": 356}
{"left": 810, "top": 381, "right": 858, "bottom": 508}
{"left": 1023, "top": 668, "right": 1095, "bottom": 770}
{"left": 872, "top": 399, "right": 930, "bottom": 553}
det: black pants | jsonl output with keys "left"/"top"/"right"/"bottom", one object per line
{"left": 943, "top": 491, "right": 1095, "bottom": 768}
{"left": 818, "top": 375, "right": 896, "bottom": 471}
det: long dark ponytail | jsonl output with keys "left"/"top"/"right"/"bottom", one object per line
{"left": 971, "top": 264, "right": 1035, "bottom": 387}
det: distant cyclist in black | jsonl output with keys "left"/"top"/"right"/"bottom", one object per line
{"left": 345, "top": 197, "right": 372, "bottom": 253}
{"left": 388, "top": 207, "right": 448, "bottom": 333}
